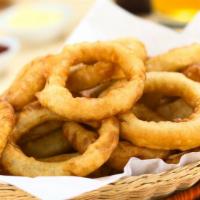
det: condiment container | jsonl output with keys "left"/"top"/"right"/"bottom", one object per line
{"left": 0, "top": 3, "right": 71, "bottom": 44}
{"left": 0, "top": 36, "right": 19, "bottom": 72}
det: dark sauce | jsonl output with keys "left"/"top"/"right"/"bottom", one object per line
{"left": 0, "top": 45, "right": 9, "bottom": 54}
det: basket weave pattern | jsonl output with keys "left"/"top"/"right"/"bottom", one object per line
{"left": 1, "top": 161, "right": 200, "bottom": 199}
{"left": 75, "top": 161, "right": 200, "bottom": 199}
{"left": 0, "top": 183, "right": 36, "bottom": 199}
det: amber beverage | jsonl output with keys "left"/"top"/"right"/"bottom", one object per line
{"left": 152, "top": 0, "right": 200, "bottom": 25}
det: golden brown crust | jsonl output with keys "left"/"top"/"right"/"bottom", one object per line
{"left": 147, "top": 44, "right": 200, "bottom": 72}
{"left": 63, "top": 122, "right": 170, "bottom": 171}
{"left": 20, "top": 120, "right": 63, "bottom": 144}
{"left": 4, "top": 38, "right": 146, "bottom": 111}
{"left": 21, "top": 129, "right": 71, "bottom": 158}
{"left": 37, "top": 42, "right": 145, "bottom": 121}
{"left": 3, "top": 55, "right": 56, "bottom": 110}
{"left": 99, "top": 79, "right": 164, "bottom": 122}
{"left": 12, "top": 102, "right": 62, "bottom": 139}
{"left": 182, "top": 63, "right": 200, "bottom": 82}
{"left": 120, "top": 72, "right": 200, "bottom": 150}
{"left": 156, "top": 99, "right": 192, "bottom": 121}
{"left": 40, "top": 153, "right": 79, "bottom": 162}
{"left": 0, "top": 101, "right": 15, "bottom": 156}
{"left": 2, "top": 117, "right": 119, "bottom": 176}
{"left": 67, "top": 62, "right": 115, "bottom": 92}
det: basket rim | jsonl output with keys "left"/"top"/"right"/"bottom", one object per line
{"left": 0, "top": 160, "right": 200, "bottom": 200}
{"left": 73, "top": 160, "right": 200, "bottom": 199}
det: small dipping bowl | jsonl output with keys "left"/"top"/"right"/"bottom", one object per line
{"left": 0, "top": 36, "right": 19, "bottom": 72}
{"left": 0, "top": 3, "right": 71, "bottom": 45}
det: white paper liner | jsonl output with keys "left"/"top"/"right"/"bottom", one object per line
{"left": 1, "top": 0, "right": 200, "bottom": 199}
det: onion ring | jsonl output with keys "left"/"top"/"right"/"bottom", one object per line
{"left": 20, "top": 120, "right": 63, "bottom": 144}
{"left": 21, "top": 129, "right": 71, "bottom": 158}
{"left": 115, "top": 38, "right": 147, "bottom": 61}
{"left": 63, "top": 122, "right": 170, "bottom": 171}
{"left": 12, "top": 101, "right": 62, "bottom": 136}
{"left": 165, "top": 152, "right": 185, "bottom": 164}
{"left": 3, "top": 55, "right": 59, "bottom": 110}
{"left": 37, "top": 42, "right": 145, "bottom": 121}
{"left": 88, "top": 165, "right": 113, "bottom": 178}
{"left": 67, "top": 38, "right": 147, "bottom": 93}
{"left": 132, "top": 103, "right": 164, "bottom": 122}
{"left": 67, "top": 62, "right": 116, "bottom": 93}
{"left": 2, "top": 117, "right": 119, "bottom": 176}
{"left": 147, "top": 44, "right": 200, "bottom": 72}
{"left": 40, "top": 154, "right": 113, "bottom": 178}
{"left": 107, "top": 142, "right": 170, "bottom": 171}
{"left": 165, "top": 147, "right": 200, "bottom": 164}
{"left": 182, "top": 63, "right": 200, "bottom": 82}
{"left": 139, "top": 93, "right": 169, "bottom": 109}
{"left": 81, "top": 121, "right": 101, "bottom": 129}
{"left": 80, "top": 81, "right": 115, "bottom": 98}
{"left": 99, "top": 79, "right": 164, "bottom": 122}
{"left": 40, "top": 153, "right": 79, "bottom": 162}
{"left": 156, "top": 99, "right": 193, "bottom": 121}
{"left": 0, "top": 101, "right": 15, "bottom": 156}
{"left": 119, "top": 72, "right": 200, "bottom": 150}
{"left": 4, "top": 38, "right": 146, "bottom": 110}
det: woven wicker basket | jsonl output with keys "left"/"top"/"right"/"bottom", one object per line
{"left": 1, "top": 160, "right": 200, "bottom": 199}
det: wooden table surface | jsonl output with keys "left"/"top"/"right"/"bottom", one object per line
{"left": 0, "top": 1, "right": 200, "bottom": 199}
{"left": 168, "top": 181, "right": 200, "bottom": 200}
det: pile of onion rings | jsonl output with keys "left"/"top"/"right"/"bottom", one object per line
{"left": 1, "top": 39, "right": 200, "bottom": 177}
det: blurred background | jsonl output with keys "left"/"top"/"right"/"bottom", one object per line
{"left": 0, "top": 0, "right": 199, "bottom": 92}
{"left": 116, "top": 0, "right": 200, "bottom": 26}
